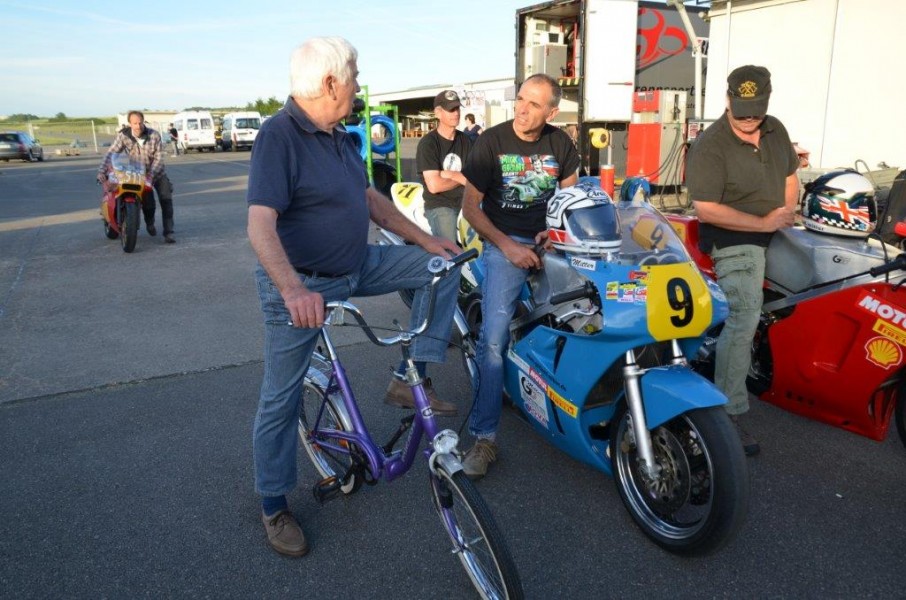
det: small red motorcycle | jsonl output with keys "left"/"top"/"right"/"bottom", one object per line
{"left": 100, "top": 152, "right": 151, "bottom": 253}
{"left": 662, "top": 171, "right": 906, "bottom": 448}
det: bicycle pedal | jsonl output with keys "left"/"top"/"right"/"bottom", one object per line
{"left": 312, "top": 476, "right": 343, "bottom": 505}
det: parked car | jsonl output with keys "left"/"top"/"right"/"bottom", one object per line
{"left": 220, "top": 111, "right": 261, "bottom": 151}
{"left": 0, "top": 131, "right": 44, "bottom": 162}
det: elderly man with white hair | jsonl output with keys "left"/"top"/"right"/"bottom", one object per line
{"left": 246, "top": 36, "right": 461, "bottom": 557}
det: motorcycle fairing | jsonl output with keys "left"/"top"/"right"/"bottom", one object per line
{"left": 763, "top": 282, "right": 906, "bottom": 440}
{"left": 504, "top": 259, "right": 729, "bottom": 471}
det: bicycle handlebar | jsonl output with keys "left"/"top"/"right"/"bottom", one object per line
{"left": 324, "top": 248, "right": 477, "bottom": 347}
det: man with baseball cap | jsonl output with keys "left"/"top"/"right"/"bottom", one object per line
{"left": 410, "top": 89, "right": 472, "bottom": 244}
{"left": 685, "top": 65, "right": 800, "bottom": 456}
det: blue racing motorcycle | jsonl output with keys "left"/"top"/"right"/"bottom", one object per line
{"left": 384, "top": 181, "right": 749, "bottom": 555}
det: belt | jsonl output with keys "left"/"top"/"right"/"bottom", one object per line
{"left": 294, "top": 266, "right": 343, "bottom": 279}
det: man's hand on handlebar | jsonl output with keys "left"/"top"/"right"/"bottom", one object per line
{"left": 419, "top": 234, "right": 460, "bottom": 259}
{"left": 284, "top": 286, "right": 325, "bottom": 328}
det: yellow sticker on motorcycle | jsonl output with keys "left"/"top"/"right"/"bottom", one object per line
{"left": 644, "top": 262, "right": 712, "bottom": 340}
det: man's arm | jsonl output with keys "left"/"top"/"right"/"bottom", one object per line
{"left": 148, "top": 132, "right": 164, "bottom": 180}
{"left": 366, "top": 187, "right": 459, "bottom": 257}
{"left": 247, "top": 204, "right": 324, "bottom": 328}
{"left": 560, "top": 172, "right": 579, "bottom": 189}
{"left": 461, "top": 182, "right": 542, "bottom": 270}
{"left": 692, "top": 200, "right": 794, "bottom": 233}
{"left": 785, "top": 172, "right": 800, "bottom": 212}
{"left": 423, "top": 169, "right": 467, "bottom": 193}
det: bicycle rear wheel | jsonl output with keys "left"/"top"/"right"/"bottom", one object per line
{"left": 298, "top": 357, "right": 360, "bottom": 494}
{"left": 429, "top": 467, "right": 523, "bottom": 599}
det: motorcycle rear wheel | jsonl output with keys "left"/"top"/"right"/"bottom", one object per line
{"left": 611, "top": 406, "right": 749, "bottom": 556}
{"left": 119, "top": 200, "right": 140, "bottom": 253}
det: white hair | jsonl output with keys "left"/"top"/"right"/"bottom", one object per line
{"left": 289, "top": 37, "right": 358, "bottom": 100}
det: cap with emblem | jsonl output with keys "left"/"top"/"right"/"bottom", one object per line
{"left": 727, "top": 65, "right": 771, "bottom": 118}
{"left": 434, "top": 90, "right": 461, "bottom": 111}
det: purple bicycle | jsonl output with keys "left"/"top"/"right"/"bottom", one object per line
{"left": 298, "top": 249, "right": 523, "bottom": 599}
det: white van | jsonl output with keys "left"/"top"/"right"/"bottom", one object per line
{"left": 172, "top": 110, "right": 217, "bottom": 152}
{"left": 220, "top": 111, "right": 262, "bottom": 151}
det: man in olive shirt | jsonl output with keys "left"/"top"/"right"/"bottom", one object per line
{"left": 685, "top": 65, "right": 800, "bottom": 456}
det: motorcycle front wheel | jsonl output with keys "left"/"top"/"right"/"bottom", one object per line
{"left": 119, "top": 200, "right": 140, "bottom": 253}
{"left": 611, "top": 406, "right": 749, "bottom": 556}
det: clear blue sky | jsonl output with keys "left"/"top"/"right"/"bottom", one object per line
{"left": 0, "top": 0, "right": 538, "bottom": 117}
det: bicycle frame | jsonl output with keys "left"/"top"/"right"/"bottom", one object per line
{"left": 305, "top": 299, "right": 461, "bottom": 484}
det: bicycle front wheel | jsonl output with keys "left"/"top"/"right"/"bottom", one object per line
{"left": 429, "top": 468, "right": 523, "bottom": 600}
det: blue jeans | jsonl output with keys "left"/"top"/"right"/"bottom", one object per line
{"left": 425, "top": 206, "right": 459, "bottom": 243}
{"left": 469, "top": 238, "right": 533, "bottom": 438}
{"left": 711, "top": 244, "right": 765, "bottom": 415}
{"left": 253, "top": 244, "right": 460, "bottom": 496}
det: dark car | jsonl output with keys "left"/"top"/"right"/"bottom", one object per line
{"left": 0, "top": 131, "right": 44, "bottom": 162}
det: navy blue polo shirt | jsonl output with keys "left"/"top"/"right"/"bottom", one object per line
{"left": 247, "top": 97, "right": 369, "bottom": 275}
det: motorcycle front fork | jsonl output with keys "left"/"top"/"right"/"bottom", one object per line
{"left": 622, "top": 340, "right": 687, "bottom": 478}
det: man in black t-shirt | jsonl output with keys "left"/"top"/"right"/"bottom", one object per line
{"left": 459, "top": 74, "right": 580, "bottom": 479}
{"left": 415, "top": 90, "right": 471, "bottom": 242}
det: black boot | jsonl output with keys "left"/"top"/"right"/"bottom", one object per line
{"left": 146, "top": 221, "right": 157, "bottom": 236}
{"left": 163, "top": 218, "right": 175, "bottom": 243}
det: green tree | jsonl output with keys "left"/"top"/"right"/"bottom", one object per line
{"left": 5, "top": 113, "right": 40, "bottom": 122}
{"left": 245, "top": 96, "right": 282, "bottom": 116}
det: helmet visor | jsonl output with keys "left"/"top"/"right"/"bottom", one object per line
{"left": 565, "top": 203, "right": 621, "bottom": 244}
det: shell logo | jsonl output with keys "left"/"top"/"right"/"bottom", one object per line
{"left": 865, "top": 336, "right": 903, "bottom": 370}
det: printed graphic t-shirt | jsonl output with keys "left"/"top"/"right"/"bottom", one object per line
{"left": 463, "top": 120, "right": 579, "bottom": 238}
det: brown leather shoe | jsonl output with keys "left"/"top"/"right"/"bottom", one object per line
{"left": 462, "top": 439, "right": 498, "bottom": 480}
{"left": 384, "top": 377, "right": 457, "bottom": 415}
{"left": 262, "top": 510, "right": 309, "bottom": 556}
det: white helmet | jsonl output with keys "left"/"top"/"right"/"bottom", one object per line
{"left": 801, "top": 169, "right": 877, "bottom": 238}
{"left": 546, "top": 181, "right": 621, "bottom": 255}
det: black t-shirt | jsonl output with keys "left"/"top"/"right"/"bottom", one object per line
{"left": 416, "top": 129, "right": 472, "bottom": 210}
{"left": 463, "top": 121, "right": 580, "bottom": 238}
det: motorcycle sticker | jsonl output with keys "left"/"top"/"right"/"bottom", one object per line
{"left": 644, "top": 262, "right": 712, "bottom": 340}
{"left": 856, "top": 292, "right": 906, "bottom": 347}
{"left": 547, "top": 387, "right": 578, "bottom": 418}
{"left": 508, "top": 349, "right": 530, "bottom": 374}
{"left": 570, "top": 256, "right": 596, "bottom": 271}
{"left": 606, "top": 281, "right": 649, "bottom": 303}
{"left": 864, "top": 336, "right": 903, "bottom": 370}
{"left": 519, "top": 373, "right": 549, "bottom": 426}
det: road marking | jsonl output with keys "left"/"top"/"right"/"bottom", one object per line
{"left": 0, "top": 208, "right": 99, "bottom": 232}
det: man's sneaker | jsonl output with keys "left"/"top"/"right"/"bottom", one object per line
{"left": 146, "top": 222, "right": 157, "bottom": 236}
{"left": 262, "top": 510, "right": 309, "bottom": 557}
{"left": 461, "top": 439, "right": 498, "bottom": 480}
{"left": 729, "top": 415, "right": 760, "bottom": 456}
{"left": 384, "top": 377, "right": 457, "bottom": 415}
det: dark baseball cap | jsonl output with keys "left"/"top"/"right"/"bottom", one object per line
{"left": 434, "top": 90, "right": 461, "bottom": 111}
{"left": 727, "top": 65, "right": 771, "bottom": 118}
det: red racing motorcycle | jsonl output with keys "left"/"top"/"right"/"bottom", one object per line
{"left": 99, "top": 152, "right": 151, "bottom": 253}
{"left": 663, "top": 170, "right": 906, "bottom": 448}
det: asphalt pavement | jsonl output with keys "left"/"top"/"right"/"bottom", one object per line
{"left": 1, "top": 151, "right": 904, "bottom": 599}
